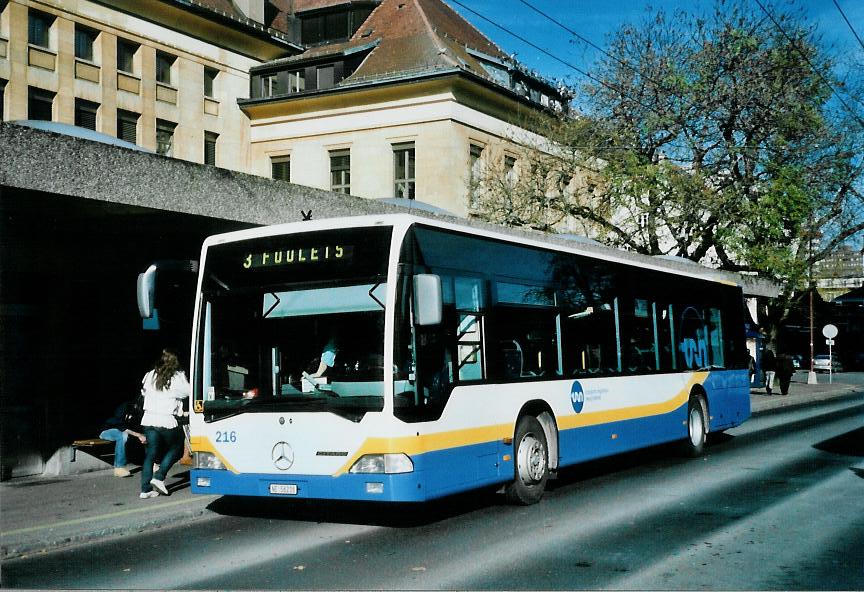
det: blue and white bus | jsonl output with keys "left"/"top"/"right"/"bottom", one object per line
{"left": 189, "top": 214, "right": 750, "bottom": 504}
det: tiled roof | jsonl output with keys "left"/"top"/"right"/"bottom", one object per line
{"left": 262, "top": 0, "right": 512, "bottom": 86}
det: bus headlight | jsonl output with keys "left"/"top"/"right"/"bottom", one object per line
{"left": 194, "top": 452, "right": 226, "bottom": 470}
{"left": 349, "top": 453, "right": 414, "bottom": 474}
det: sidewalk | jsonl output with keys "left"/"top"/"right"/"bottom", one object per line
{"left": 2, "top": 375, "right": 861, "bottom": 560}
{"left": 749, "top": 371, "right": 861, "bottom": 415}
{"left": 1, "top": 463, "right": 218, "bottom": 560}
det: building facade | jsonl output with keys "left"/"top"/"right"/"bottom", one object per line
{"left": 816, "top": 244, "right": 864, "bottom": 301}
{"left": 0, "top": 0, "right": 565, "bottom": 215}
{"left": 0, "top": 0, "right": 300, "bottom": 171}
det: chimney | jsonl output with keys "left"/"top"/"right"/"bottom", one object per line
{"left": 235, "top": 0, "right": 265, "bottom": 24}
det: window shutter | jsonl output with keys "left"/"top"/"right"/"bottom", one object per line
{"left": 117, "top": 110, "right": 138, "bottom": 144}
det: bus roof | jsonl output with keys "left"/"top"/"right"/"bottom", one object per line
{"left": 201, "top": 213, "right": 779, "bottom": 297}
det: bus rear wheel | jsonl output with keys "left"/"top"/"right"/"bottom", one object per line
{"left": 505, "top": 415, "right": 549, "bottom": 505}
{"left": 681, "top": 394, "right": 708, "bottom": 457}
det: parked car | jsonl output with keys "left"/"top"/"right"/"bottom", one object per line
{"left": 813, "top": 354, "right": 843, "bottom": 373}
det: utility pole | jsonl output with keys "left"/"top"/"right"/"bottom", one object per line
{"left": 807, "top": 219, "right": 817, "bottom": 385}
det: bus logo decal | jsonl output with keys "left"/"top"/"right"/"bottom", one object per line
{"left": 272, "top": 441, "right": 295, "bottom": 471}
{"left": 570, "top": 381, "right": 585, "bottom": 414}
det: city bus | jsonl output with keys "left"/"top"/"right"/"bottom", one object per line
{"left": 188, "top": 214, "right": 750, "bottom": 504}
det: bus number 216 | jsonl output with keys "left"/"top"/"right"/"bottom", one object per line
{"left": 216, "top": 431, "right": 237, "bottom": 443}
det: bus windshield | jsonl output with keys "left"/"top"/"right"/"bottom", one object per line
{"left": 195, "top": 227, "right": 392, "bottom": 422}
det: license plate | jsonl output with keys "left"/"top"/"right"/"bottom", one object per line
{"left": 269, "top": 483, "right": 298, "bottom": 495}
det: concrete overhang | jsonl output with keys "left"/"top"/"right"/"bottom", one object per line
{"left": 0, "top": 123, "right": 401, "bottom": 225}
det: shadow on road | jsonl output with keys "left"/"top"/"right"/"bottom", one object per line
{"left": 814, "top": 426, "right": 864, "bottom": 480}
{"left": 206, "top": 486, "right": 503, "bottom": 527}
{"left": 814, "top": 426, "right": 864, "bottom": 457}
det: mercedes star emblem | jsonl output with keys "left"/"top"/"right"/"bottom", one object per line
{"left": 272, "top": 441, "right": 294, "bottom": 471}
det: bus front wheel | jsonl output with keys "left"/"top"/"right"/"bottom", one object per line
{"left": 681, "top": 394, "right": 708, "bottom": 457}
{"left": 505, "top": 415, "right": 549, "bottom": 505}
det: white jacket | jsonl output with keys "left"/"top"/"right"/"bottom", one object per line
{"left": 141, "top": 369, "right": 190, "bottom": 429}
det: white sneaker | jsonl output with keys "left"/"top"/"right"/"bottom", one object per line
{"left": 139, "top": 491, "right": 159, "bottom": 499}
{"left": 150, "top": 478, "right": 169, "bottom": 496}
{"left": 113, "top": 467, "right": 131, "bottom": 478}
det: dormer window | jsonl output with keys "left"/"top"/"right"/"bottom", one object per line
{"left": 261, "top": 72, "right": 280, "bottom": 97}
{"left": 287, "top": 70, "right": 306, "bottom": 93}
{"left": 317, "top": 65, "right": 334, "bottom": 90}
{"left": 300, "top": 5, "right": 374, "bottom": 45}
{"left": 254, "top": 69, "right": 306, "bottom": 98}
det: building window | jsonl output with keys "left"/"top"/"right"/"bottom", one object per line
{"left": 271, "top": 156, "right": 290, "bottom": 181}
{"left": 28, "top": 87, "right": 54, "bottom": 121}
{"left": 204, "top": 67, "right": 218, "bottom": 98}
{"left": 75, "top": 25, "right": 97, "bottom": 61}
{"left": 75, "top": 99, "right": 99, "bottom": 131}
{"left": 301, "top": 7, "right": 373, "bottom": 45}
{"left": 504, "top": 155, "right": 517, "bottom": 186}
{"left": 394, "top": 143, "right": 415, "bottom": 199}
{"left": 469, "top": 143, "right": 485, "bottom": 208}
{"left": 317, "top": 65, "right": 335, "bottom": 90}
{"left": 28, "top": 10, "right": 53, "bottom": 48}
{"left": 261, "top": 72, "right": 280, "bottom": 97}
{"left": 156, "top": 119, "right": 176, "bottom": 157}
{"left": 117, "top": 109, "right": 138, "bottom": 144}
{"left": 330, "top": 150, "right": 350, "bottom": 194}
{"left": 156, "top": 51, "right": 175, "bottom": 85}
{"left": 287, "top": 70, "right": 305, "bottom": 93}
{"left": 204, "top": 131, "right": 218, "bottom": 166}
{"left": 117, "top": 39, "right": 138, "bottom": 74}
{"left": 0, "top": 79, "right": 7, "bottom": 121}
{"left": 252, "top": 69, "right": 305, "bottom": 98}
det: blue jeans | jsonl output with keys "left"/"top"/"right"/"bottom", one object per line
{"left": 99, "top": 428, "right": 128, "bottom": 468}
{"left": 141, "top": 426, "right": 184, "bottom": 493}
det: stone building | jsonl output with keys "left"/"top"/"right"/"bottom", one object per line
{"left": 0, "top": 0, "right": 565, "bottom": 214}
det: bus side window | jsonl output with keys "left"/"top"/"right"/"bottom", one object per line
{"left": 457, "top": 313, "right": 483, "bottom": 381}
{"left": 656, "top": 303, "right": 676, "bottom": 372}
{"left": 707, "top": 307, "right": 725, "bottom": 368}
{"left": 622, "top": 298, "right": 658, "bottom": 373}
{"left": 562, "top": 303, "right": 618, "bottom": 376}
{"left": 492, "top": 282, "right": 558, "bottom": 379}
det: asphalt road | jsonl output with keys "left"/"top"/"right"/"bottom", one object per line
{"left": 4, "top": 394, "right": 863, "bottom": 590}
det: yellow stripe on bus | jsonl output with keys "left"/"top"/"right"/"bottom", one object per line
{"left": 557, "top": 371, "right": 707, "bottom": 430}
{"left": 333, "top": 371, "right": 709, "bottom": 476}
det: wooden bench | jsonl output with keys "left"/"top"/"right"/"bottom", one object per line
{"left": 70, "top": 438, "right": 115, "bottom": 463}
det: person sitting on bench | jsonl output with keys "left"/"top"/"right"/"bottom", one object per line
{"left": 100, "top": 401, "right": 146, "bottom": 478}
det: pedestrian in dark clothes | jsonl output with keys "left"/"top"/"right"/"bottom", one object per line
{"left": 776, "top": 355, "right": 795, "bottom": 396}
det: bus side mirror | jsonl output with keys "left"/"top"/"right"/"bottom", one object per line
{"left": 137, "top": 264, "right": 157, "bottom": 319}
{"left": 414, "top": 274, "right": 442, "bottom": 326}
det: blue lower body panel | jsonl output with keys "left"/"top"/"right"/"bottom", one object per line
{"left": 192, "top": 468, "right": 429, "bottom": 502}
{"left": 191, "top": 440, "right": 509, "bottom": 502}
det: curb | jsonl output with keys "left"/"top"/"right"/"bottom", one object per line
{"left": 1, "top": 499, "right": 216, "bottom": 560}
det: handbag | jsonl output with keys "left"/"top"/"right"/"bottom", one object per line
{"left": 124, "top": 393, "right": 145, "bottom": 429}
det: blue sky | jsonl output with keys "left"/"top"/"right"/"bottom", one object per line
{"left": 450, "top": 0, "right": 864, "bottom": 92}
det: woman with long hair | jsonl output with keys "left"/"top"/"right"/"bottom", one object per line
{"left": 139, "top": 349, "right": 190, "bottom": 499}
